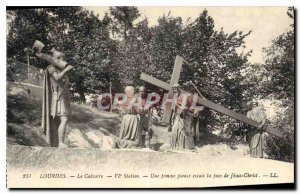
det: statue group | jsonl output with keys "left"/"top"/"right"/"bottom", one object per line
{"left": 33, "top": 40, "right": 268, "bottom": 158}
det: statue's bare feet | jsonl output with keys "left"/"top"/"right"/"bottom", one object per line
{"left": 59, "top": 142, "right": 68, "bottom": 148}
{"left": 102, "top": 136, "right": 116, "bottom": 150}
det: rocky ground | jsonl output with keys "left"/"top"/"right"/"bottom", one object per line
{"left": 7, "top": 85, "right": 250, "bottom": 156}
{"left": 6, "top": 85, "right": 294, "bottom": 188}
{"left": 6, "top": 144, "right": 294, "bottom": 188}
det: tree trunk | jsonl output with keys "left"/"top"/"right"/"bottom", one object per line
{"left": 79, "top": 91, "right": 86, "bottom": 103}
{"left": 124, "top": 23, "right": 127, "bottom": 40}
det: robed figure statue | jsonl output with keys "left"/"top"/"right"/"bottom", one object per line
{"left": 33, "top": 40, "right": 74, "bottom": 148}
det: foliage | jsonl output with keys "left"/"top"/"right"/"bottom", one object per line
{"left": 110, "top": 18, "right": 154, "bottom": 89}
{"left": 7, "top": 7, "right": 295, "bottom": 162}
{"left": 263, "top": 7, "right": 294, "bottom": 163}
{"left": 149, "top": 13, "right": 184, "bottom": 82}
{"left": 109, "top": 6, "right": 140, "bottom": 39}
{"left": 110, "top": 9, "right": 253, "bottom": 135}
{"left": 263, "top": 30, "right": 294, "bottom": 101}
{"left": 180, "top": 10, "right": 252, "bottom": 131}
{"left": 7, "top": 7, "right": 117, "bottom": 101}
{"left": 265, "top": 102, "right": 294, "bottom": 162}
{"left": 7, "top": 7, "right": 253, "bottom": 130}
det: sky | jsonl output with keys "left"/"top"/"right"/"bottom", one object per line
{"left": 85, "top": 6, "right": 293, "bottom": 64}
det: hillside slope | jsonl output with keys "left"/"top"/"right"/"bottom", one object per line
{"left": 7, "top": 86, "right": 249, "bottom": 155}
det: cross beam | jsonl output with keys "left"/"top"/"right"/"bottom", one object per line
{"left": 140, "top": 73, "right": 283, "bottom": 138}
{"left": 162, "top": 56, "right": 184, "bottom": 123}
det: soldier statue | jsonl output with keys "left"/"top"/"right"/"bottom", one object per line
{"left": 32, "top": 40, "right": 74, "bottom": 148}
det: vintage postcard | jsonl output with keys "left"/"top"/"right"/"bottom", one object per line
{"left": 6, "top": 6, "right": 294, "bottom": 188}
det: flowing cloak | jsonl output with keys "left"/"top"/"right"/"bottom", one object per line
{"left": 41, "top": 66, "right": 59, "bottom": 147}
{"left": 170, "top": 110, "right": 196, "bottom": 150}
{"left": 41, "top": 65, "right": 70, "bottom": 147}
{"left": 170, "top": 95, "right": 199, "bottom": 150}
{"left": 115, "top": 97, "right": 142, "bottom": 148}
{"left": 247, "top": 107, "right": 266, "bottom": 158}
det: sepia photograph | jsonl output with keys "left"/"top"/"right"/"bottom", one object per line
{"left": 5, "top": 5, "right": 295, "bottom": 188}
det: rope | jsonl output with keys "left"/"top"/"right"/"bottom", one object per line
{"left": 7, "top": 66, "right": 42, "bottom": 107}
{"left": 8, "top": 59, "right": 41, "bottom": 71}
{"left": 189, "top": 81, "right": 205, "bottom": 99}
{"left": 7, "top": 66, "right": 30, "bottom": 93}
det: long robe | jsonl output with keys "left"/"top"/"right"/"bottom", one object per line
{"left": 115, "top": 97, "right": 142, "bottom": 148}
{"left": 247, "top": 107, "right": 266, "bottom": 158}
{"left": 249, "top": 129, "right": 263, "bottom": 158}
{"left": 170, "top": 110, "right": 196, "bottom": 150}
{"left": 41, "top": 66, "right": 59, "bottom": 147}
{"left": 41, "top": 65, "right": 70, "bottom": 147}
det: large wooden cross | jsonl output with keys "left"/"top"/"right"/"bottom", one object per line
{"left": 140, "top": 55, "right": 283, "bottom": 138}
